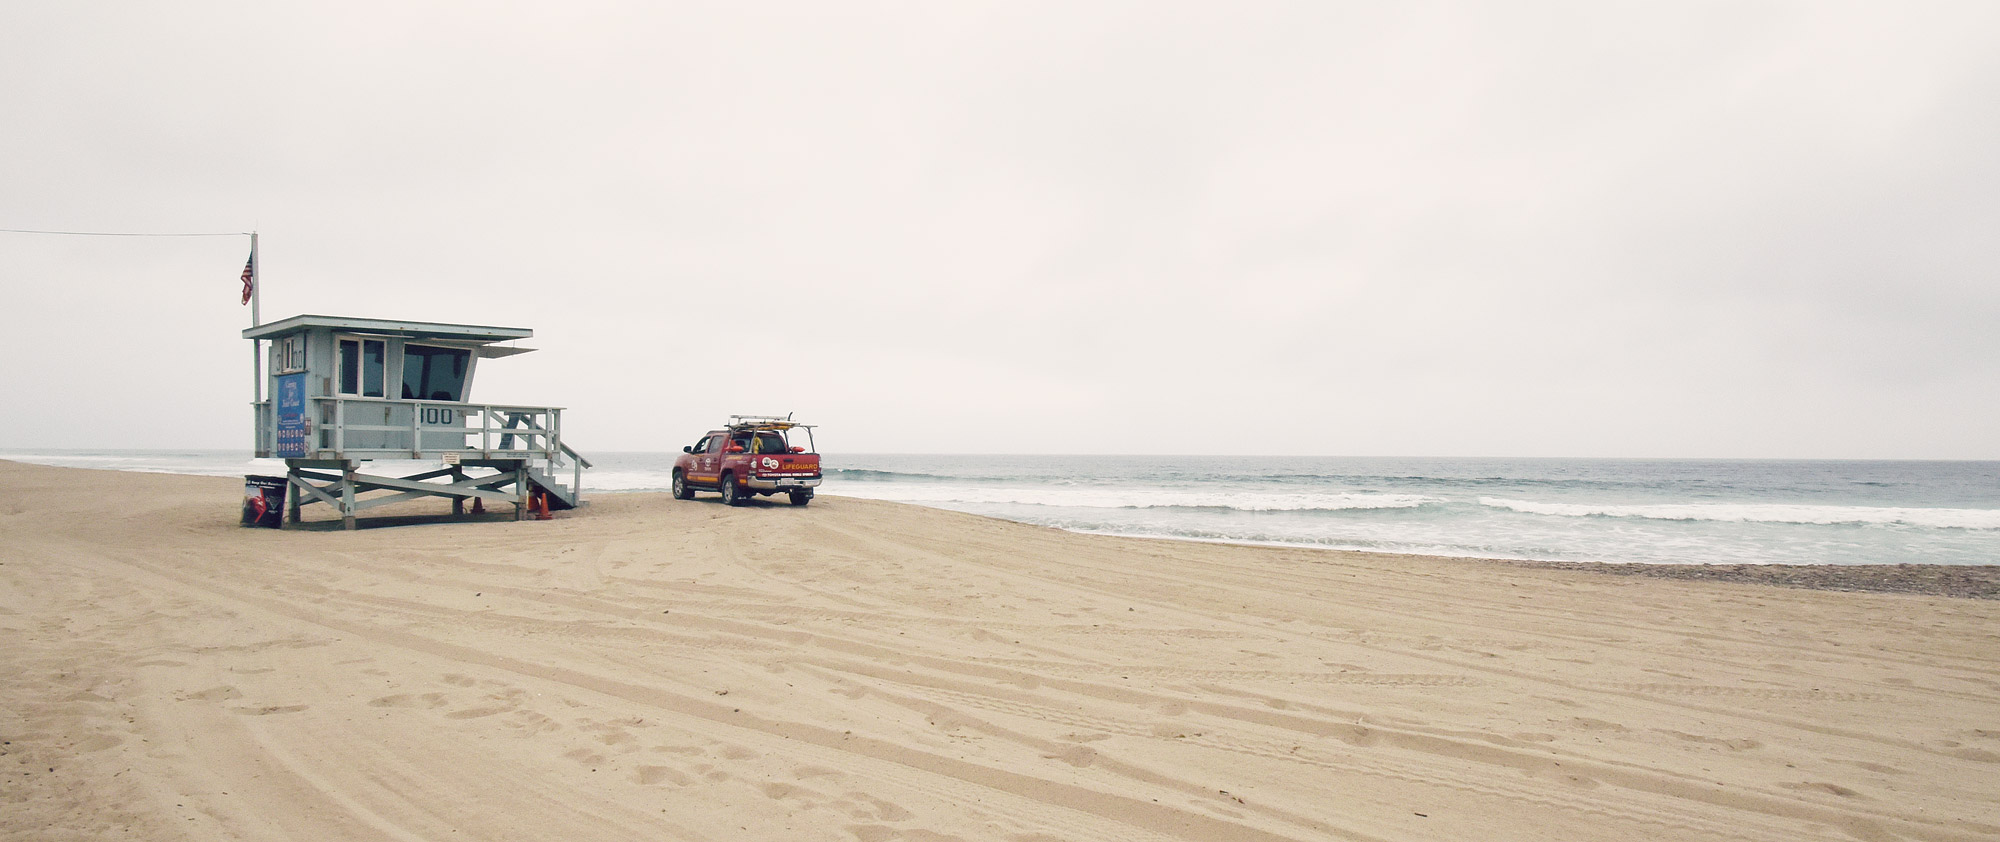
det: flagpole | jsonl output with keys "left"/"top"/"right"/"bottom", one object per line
{"left": 250, "top": 231, "right": 262, "bottom": 407}
{"left": 250, "top": 231, "right": 260, "bottom": 326}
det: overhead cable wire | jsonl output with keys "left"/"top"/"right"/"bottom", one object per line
{"left": 0, "top": 228, "right": 250, "bottom": 237}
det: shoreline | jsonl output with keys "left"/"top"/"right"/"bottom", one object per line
{"left": 3, "top": 452, "right": 1994, "bottom": 568}
{"left": 6, "top": 458, "right": 1998, "bottom": 841}
{"left": 1043, "top": 527, "right": 2000, "bottom": 599}
{"left": 11, "top": 457, "right": 1997, "bottom": 598}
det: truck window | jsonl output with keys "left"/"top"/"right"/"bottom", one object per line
{"left": 690, "top": 437, "right": 708, "bottom": 454}
{"left": 751, "top": 432, "right": 788, "bottom": 453}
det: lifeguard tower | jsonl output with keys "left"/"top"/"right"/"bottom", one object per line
{"left": 244, "top": 315, "right": 591, "bottom": 529}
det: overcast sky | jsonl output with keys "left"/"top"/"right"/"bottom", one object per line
{"left": 4, "top": 2, "right": 1996, "bottom": 457}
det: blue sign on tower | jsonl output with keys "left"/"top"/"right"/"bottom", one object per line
{"left": 275, "top": 372, "right": 308, "bottom": 457}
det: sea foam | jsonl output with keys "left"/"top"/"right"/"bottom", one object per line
{"left": 835, "top": 483, "right": 1436, "bottom": 513}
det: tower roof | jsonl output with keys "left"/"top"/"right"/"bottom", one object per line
{"left": 242, "top": 314, "right": 533, "bottom": 344}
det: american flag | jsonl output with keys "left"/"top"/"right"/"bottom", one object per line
{"left": 240, "top": 253, "right": 254, "bottom": 305}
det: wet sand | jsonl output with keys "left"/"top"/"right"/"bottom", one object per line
{"left": 1509, "top": 560, "right": 2000, "bottom": 600}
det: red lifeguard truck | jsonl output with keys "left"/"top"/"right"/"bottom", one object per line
{"left": 671, "top": 415, "right": 821, "bottom": 506}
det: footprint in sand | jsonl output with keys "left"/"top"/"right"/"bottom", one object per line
{"left": 446, "top": 705, "right": 515, "bottom": 719}
{"left": 233, "top": 704, "right": 309, "bottom": 716}
{"left": 183, "top": 685, "right": 242, "bottom": 702}
{"left": 368, "top": 693, "right": 448, "bottom": 709}
{"left": 1783, "top": 781, "right": 1866, "bottom": 799}
{"left": 759, "top": 781, "right": 827, "bottom": 803}
{"left": 504, "top": 710, "right": 562, "bottom": 736}
{"left": 446, "top": 686, "right": 528, "bottom": 719}
{"left": 847, "top": 823, "right": 968, "bottom": 842}
{"left": 72, "top": 734, "right": 123, "bottom": 752}
{"left": 838, "top": 793, "right": 913, "bottom": 823}
{"left": 1657, "top": 729, "right": 1762, "bottom": 751}
{"left": 634, "top": 765, "right": 692, "bottom": 786}
{"left": 564, "top": 748, "right": 608, "bottom": 766}
{"left": 1844, "top": 761, "right": 1905, "bottom": 775}
{"left": 1043, "top": 745, "right": 1097, "bottom": 768}
{"left": 581, "top": 718, "right": 644, "bottom": 746}
{"left": 650, "top": 744, "right": 705, "bottom": 757}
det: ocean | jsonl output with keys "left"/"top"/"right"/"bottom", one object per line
{"left": 5, "top": 449, "right": 1996, "bottom": 567}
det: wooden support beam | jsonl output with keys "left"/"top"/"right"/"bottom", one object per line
{"left": 276, "top": 451, "right": 573, "bottom": 528}
{"left": 350, "top": 489, "right": 443, "bottom": 512}
{"left": 290, "top": 476, "right": 345, "bottom": 509}
{"left": 344, "top": 472, "right": 517, "bottom": 504}
{"left": 397, "top": 466, "right": 460, "bottom": 483}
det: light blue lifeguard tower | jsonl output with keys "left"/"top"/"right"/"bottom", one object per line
{"left": 244, "top": 315, "right": 591, "bottom": 529}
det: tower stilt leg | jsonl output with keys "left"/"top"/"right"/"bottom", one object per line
{"left": 341, "top": 466, "right": 358, "bottom": 531}
{"left": 514, "top": 464, "right": 530, "bottom": 521}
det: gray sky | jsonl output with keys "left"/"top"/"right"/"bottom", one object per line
{"left": 4, "top": 2, "right": 1997, "bottom": 457}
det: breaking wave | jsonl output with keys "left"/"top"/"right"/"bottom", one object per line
{"left": 834, "top": 483, "right": 1436, "bottom": 513}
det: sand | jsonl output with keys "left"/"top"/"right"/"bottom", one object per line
{"left": 3, "top": 459, "right": 1996, "bottom": 842}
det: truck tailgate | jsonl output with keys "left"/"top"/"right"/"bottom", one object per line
{"left": 752, "top": 453, "right": 821, "bottom": 478}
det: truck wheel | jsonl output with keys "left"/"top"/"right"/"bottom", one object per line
{"left": 789, "top": 490, "right": 812, "bottom": 506}
{"left": 671, "top": 470, "right": 694, "bottom": 500}
{"left": 720, "top": 474, "right": 744, "bottom": 506}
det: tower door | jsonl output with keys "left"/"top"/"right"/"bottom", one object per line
{"left": 336, "top": 337, "right": 387, "bottom": 397}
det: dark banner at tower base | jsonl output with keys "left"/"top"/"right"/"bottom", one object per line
{"left": 242, "top": 475, "right": 287, "bottom": 528}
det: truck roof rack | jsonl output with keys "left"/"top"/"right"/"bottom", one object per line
{"left": 726, "top": 414, "right": 812, "bottom": 432}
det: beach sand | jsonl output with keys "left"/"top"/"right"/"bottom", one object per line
{"left": 3, "top": 459, "right": 1996, "bottom": 842}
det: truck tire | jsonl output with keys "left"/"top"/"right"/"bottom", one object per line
{"left": 789, "top": 490, "right": 812, "bottom": 506}
{"left": 720, "top": 473, "right": 745, "bottom": 506}
{"left": 671, "top": 470, "right": 695, "bottom": 500}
